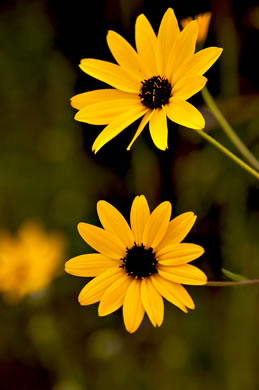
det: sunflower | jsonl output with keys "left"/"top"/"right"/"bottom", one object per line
{"left": 65, "top": 195, "right": 207, "bottom": 333}
{"left": 71, "top": 8, "right": 222, "bottom": 153}
{"left": 0, "top": 221, "right": 66, "bottom": 303}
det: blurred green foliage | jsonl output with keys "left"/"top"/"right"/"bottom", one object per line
{"left": 0, "top": 1, "right": 259, "bottom": 390}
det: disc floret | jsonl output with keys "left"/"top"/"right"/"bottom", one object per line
{"left": 139, "top": 76, "right": 172, "bottom": 109}
{"left": 120, "top": 243, "right": 158, "bottom": 279}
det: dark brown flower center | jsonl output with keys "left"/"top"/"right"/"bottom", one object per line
{"left": 120, "top": 243, "right": 158, "bottom": 279}
{"left": 139, "top": 75, "right": 172, "bottom": 109}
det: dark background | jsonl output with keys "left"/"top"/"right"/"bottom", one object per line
{"left": 0, "top": 0, "right": 259, "bottom": 389}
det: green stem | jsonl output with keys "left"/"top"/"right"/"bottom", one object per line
{"left": 196, "top": 130, "right": 259, "bottom": 180}
{"left": 206, "top": 279, "right": 259, "bottom": 287}
{"left": 202, "top": 86, "right": 259, "bottom": 171}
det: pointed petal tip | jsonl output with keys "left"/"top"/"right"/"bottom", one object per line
{"left": 183, "top": 302, "right": 194, "bottom": 311}
{"left": 195, "top": 119, "right": 205, "bottom": 130}
{"left": 92, "top": 145, "right": 98, "bottom": 154}
{"left": 79, "top": 298, "right": 88, "bottom": 306}
{"left": 181, "top": 19, "right": 199, "bottom": 35}
{"left": 77, "top": 222, "right": 84, "bottom": 232}
{"left": 137, "top": 13, "right": 145, "bottom": 20}
{"left": 195, "top": 269, "right": 208, "bottom": 284}
{"left": 106, "top": 29, "right": 117, "bottom": 43}
{"left": 157, "top": 146, "right": 167, "bottom": 151}
{"left": 132, "top": 193, "right": 148, "bottom": 207}
{"left": 97, "top": 305, "right": 107, "bottom": 317}
{"left": 217, "top": 47, "right": 224, "bottom": 59}
{"left": 96, "top": 199, "right": 106, "bottom": 209}
{"left": 178, "top": 211, "right": 195, "bottom": 218}
{"left": 135, "top": 13, "right": 146, "bottom": 28}
{"left": 77, "top": 222, "right": 94, "bottom": 241}
{"left": 127, "top": 329, "right": 136, "bottom": 334}
{"left": 74, "top": 111, "right": 81, "bottom": 121}
{"left": 78, "top": 292, "right": 86, "bottom": 305}
{"left": 190, "top": 19, "right": 199, "bottom": 28}
{"left": 200, "top": 247, "right": 205, "bottom": 255}
{"left": 124, "top": 322, "right": 140, "bottom": 334}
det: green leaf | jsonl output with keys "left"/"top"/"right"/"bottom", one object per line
{"left": 222, "top": 268, "right": 248, "bottom": 281}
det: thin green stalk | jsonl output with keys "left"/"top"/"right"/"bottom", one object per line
{"left": 196, "top": 130, "right": 259, "bottom": 180}
{"left": 202, "top": 86, "right": 259, "bottom": 171}
{"left": 206, "top": 279, "right": 259, "bottom": 287}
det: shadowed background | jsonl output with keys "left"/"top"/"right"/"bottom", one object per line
{"left": 0, "top": 0, "right": 259, "bottom": 389}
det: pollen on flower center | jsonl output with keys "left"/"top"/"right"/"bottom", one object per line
{"left": 139, "top": 75, "right": 172, "bottom": 109}
{"left": 120, "top": 243, "right": 158, "bottom": 279}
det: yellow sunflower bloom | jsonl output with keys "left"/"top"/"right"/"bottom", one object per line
{"left": 71, "top": 8, "right": 222, "bottom": 153}
{"left": 0, "top": 221, "right": 66, "bottom": 303}
{"left": 65, "top": 195, "right": 207, "bottom": 333}
{"left": 180, "top": 12, "right": 212, "bottom": 43}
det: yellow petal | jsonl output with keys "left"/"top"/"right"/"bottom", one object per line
{"left": 157, "top": 8, "right": 180, "bottom": 74}
{"left": 98, "top": 274, "right": 132, "bottom": 316}
{"left": 92, "top": 104, "right": 148, "bottom": 153}
{"left": 97, "top": 200, "right": 134, "bottom": 248}
{"left": 75, "top": 98, "right": 141, "bottom": 125}
{"left": 180, "top": 12, "right": 212, "bottom": 44}
{"left": 166, "top": 98, "right": 205, "bottom": 129}
{"left": 135, "top": 14, "right": 158, "bottom": 75}
{"left": 151, "top": 274, "right": 188, "bottom": 312}
{"left": 123, "top": 279, "right": 145, "bottom": 333}
{"left": 141, "top": 277, "right": 164, "bottom": 327}
{"left": 172, "top": 75, "right": 207, "bottom": 100}
{"left": 166, "top": 20, "right": 198, "bottom": 82}
{"left": 180, "top": 16, "right": 193, "bottom": 29}
{"left": 65, "top": 254, "right": 119, "bottom": 277}
{"left": 148, "top": 106, "right": 168, "bottom": 150}
{"left": 157, "top": 243, "right": 205, "bottom": 265}
{"left": 79, "top": 58, "right": 140, "bottom": 93}
{"left": 127, "top": 110, "right": 153, "bottom": 150}
{"left": 196, "top": 12, "right": 212, "bottom": 43}
{"left": 169, "top": 282, "right": 195, "bottom": 309}
{"left": 142, "top": 201, "right": 172, "bottom": 249}
{"left": 106, "top": 30, "right": 149, "bottom": 77}
{"left": 70, "top": 89, "right": 135, "bottom": 110}
{"left": 158, "top": 264, "right": 207, "bottom": 285}
{"left": 78, "top": 268, "right": 124, "bottom": 305}
{"left": 130, "top": 195, "right": 150, "bottom": 245}
{"left": 77, "top": 222, "right": 125, "bottom": 260}
{"left": 175, "top": 46, "right": 223, "bottom": 80}
{"left": 156, "top": 212, "right": 197, "bottom": 251}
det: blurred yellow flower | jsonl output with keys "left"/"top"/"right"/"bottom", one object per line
{"left": 180, "top": 12, "right": 212, "bottom": 43}
{"left": 71, "top": 8, "right": 222, "bottom": 153}
{"left": 0, "top": 221, "right": 66, "bottom": 303}
{"left": 65, "top": 195, "right": 207, "bottom": 333}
